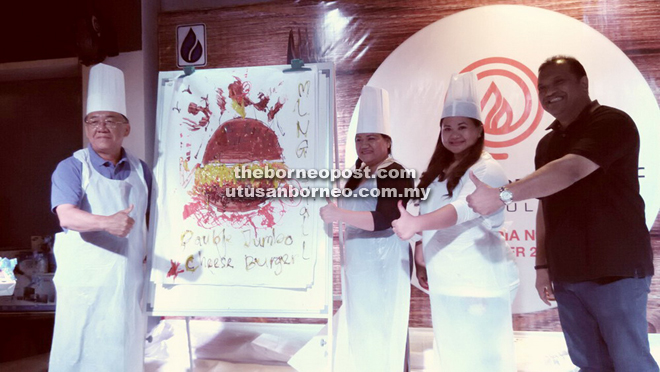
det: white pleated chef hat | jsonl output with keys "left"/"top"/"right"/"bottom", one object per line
{"left": 86, "top": 63, "right": 127, "bottom": 117}
{"left": 356, "top": 85, "right": 391, "bottom": 136}
{"left": 441, "top": 71, "right": 482, "bottom": 122}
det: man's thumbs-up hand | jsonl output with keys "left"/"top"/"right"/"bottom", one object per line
{"left": 467, "top": 172, "right": 504, "bottom": 215}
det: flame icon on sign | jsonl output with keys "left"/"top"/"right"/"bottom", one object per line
{"left": 461, "top": 57, "right": 544, "bottom": 160}
{"left": 482, "top": 81, "right": 516, "bottom": 136}
{"left": 181, "top": 28, "right": 203, "bottom": 63}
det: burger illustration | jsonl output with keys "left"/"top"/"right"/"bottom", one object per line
{"left": 187, "top": 76, "right": 287, "bottom": 214}
{"left": 190, "top": 117, "right": 287, "bottom": 212}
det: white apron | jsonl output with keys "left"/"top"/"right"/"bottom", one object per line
{"left": 49, "top": 148, "right": 148, "bottom": 372}
{"left": 421, "top": 168, "right": 518, "bottom": 372}
{"left": 340, "top": 176, "right": 411, "bottom": 372}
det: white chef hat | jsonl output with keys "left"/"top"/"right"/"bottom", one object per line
{"left": 440, "top": 71, "right": 482, "bottom": 122}
{"left": 86, "top": 63, "right": 127, "bottom": 117}
{"left": 356, "top": 85, "right": 391, "bottom": 136}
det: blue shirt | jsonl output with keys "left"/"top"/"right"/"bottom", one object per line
{"left": 51, "top": 145, "right": 152, "bottom": 213}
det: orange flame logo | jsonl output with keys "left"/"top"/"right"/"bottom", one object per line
{"left": 482, "top": 81, "right": 516, "bottom": 135}
{"left": 461, "top": 57, "right": 544, "bottom": 159}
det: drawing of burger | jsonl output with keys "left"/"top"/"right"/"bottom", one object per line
{"left": 190, "top": 117, "right": 287, "bottom": 212}
{"left": 184, "top": 76, "right": 287, "bottom": 220}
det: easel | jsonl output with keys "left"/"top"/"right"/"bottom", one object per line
{"left": 148, "top": 60, "right": 336, "bottom": 372}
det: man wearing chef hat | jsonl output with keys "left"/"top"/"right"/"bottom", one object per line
{"left": 49, "top": 63, "right": 151, "bottom": 372}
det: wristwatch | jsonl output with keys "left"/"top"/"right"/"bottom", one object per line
{"left": 499, "top": 186, "right": 513, "bottom": 205}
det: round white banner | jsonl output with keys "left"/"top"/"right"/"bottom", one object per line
{"left": 346, "top": 5, "right": 660, "bottom": 313}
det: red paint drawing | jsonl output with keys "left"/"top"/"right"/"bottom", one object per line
{"left": 167, "top": 260, "right": 184, "bottom": 280}
{"left": 181, "top": 76, "right": 289, "bottom": 230}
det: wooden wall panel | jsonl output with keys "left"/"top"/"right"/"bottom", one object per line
{"left": 159, "top": 0, "right": 660, "bottom": 329}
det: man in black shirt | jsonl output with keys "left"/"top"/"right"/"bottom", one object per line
{"left": 467, "top": 56, "right": 658, "bottom": 371}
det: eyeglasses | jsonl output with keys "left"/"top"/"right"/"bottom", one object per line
{"left": 84, "top": 118, "right": 128, "bottom": 129}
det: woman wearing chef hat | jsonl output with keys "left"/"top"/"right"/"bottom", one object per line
{"left": 392, "top": 72, "right": 519, "bottom": 371}
{"left": 320, "top": 85, "right": 413, "bottom": 371}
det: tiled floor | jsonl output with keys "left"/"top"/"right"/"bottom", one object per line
{"left": 141, "top": 320, "right": 660, "bottom": 372}
{"left": 5, "top": 318, "right": 659, "bottom": 372}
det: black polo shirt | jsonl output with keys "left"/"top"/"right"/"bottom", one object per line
{"left": 535, "top": 101, "right": 653, "bottom": 282}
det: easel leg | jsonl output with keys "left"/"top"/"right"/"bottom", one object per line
{"left": 186, "top": 316, "right": 194, "bottom": 372}
{"left": 404, "top": 329, "right": 410, "bottom": 372}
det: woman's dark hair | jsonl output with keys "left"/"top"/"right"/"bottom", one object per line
{"left": 416, "top": 117, "right": 484, "bottom": 197}
{"left": 344, "top": 134, "right": 391, "bottom": 191}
